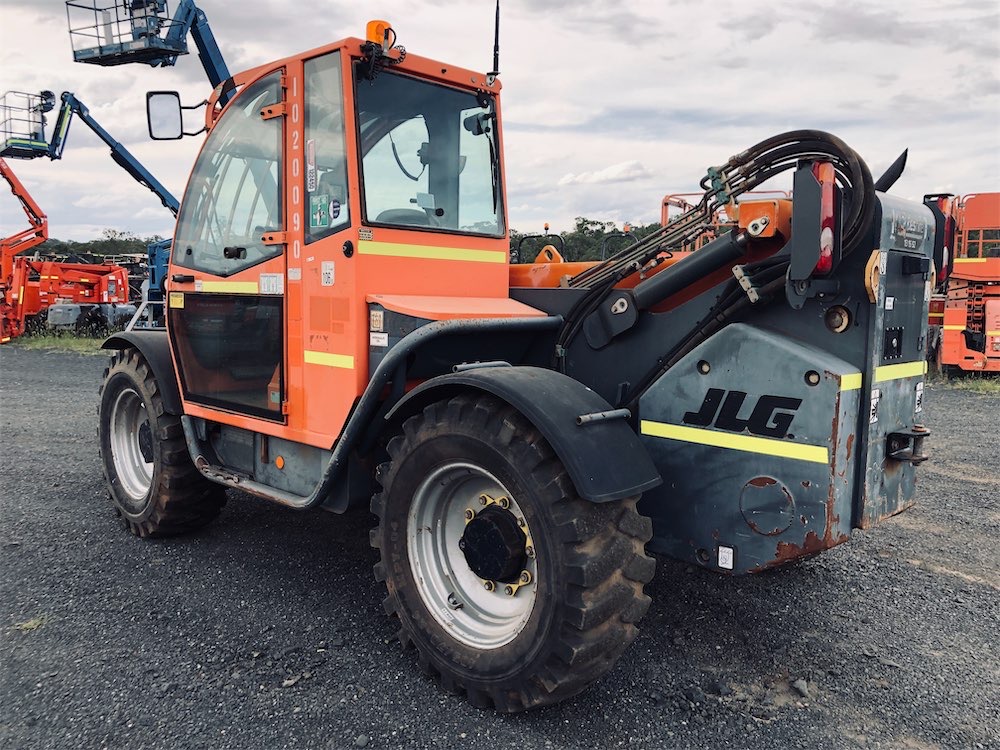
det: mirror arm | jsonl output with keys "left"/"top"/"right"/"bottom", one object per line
{"left": 180, "top": 101, "right": 209, "bottom": 137}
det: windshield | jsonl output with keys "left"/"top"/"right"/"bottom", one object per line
{"left": 355, "top": 70, "right": 503, "bottom": 237}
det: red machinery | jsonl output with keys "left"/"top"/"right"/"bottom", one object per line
{"left": 1, "top": 156, "right": 129, "bottom": 342}
{"left": 924, "top": 192, "right": 1000, "bottom": 373}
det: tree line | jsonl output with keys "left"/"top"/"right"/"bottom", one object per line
{"left": 34, "top": 229, "right": 164, "bottom": 260}
{"left": 32, "top": 219, "right": 662, "bottom": 264}
{"left": 510, "top": 218, "right": 661, "bottom": 263}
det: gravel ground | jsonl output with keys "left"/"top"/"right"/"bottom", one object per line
{"left": 1, "top": 346, "right": 998, "bottom": 750}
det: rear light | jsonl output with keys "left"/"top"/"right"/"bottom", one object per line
{"left": 813, "top": 162, "right": 836, "bottom": 275}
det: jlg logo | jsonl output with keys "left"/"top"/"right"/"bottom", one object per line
{"left": 683, "top": 388, "right": 802, "bottom": 438}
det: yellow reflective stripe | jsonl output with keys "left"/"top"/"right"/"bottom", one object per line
{"left": 639, "top": 420, "right": 829, "bottom": 464}
{"left": 199, "top": 281, "right": 259, "bottom": 293}
{"left": 953, "top": 258, "right": 988, "bottom": 263}
{"left": 928, "top": 312, "right": 944, "bottom": 318}
{"left": 840, "top": 373, "right": 863, "bottom": 391}
{"left": 987, "top": 330, "right": 1000, "bottom": 337}
{"left": 4, "top": 139, "right": 47, "bottom": 147}
{"left": 358, "top": 240, "right": 507, "bottom": 264}
{"left": 943, "top": 325, "right": 964, "bottom": 331}
{"left": 874, "top": 360, "right": 927, "bottom": 382}
{"left": 304, "top": 350, "right": 355, "bottom": 369}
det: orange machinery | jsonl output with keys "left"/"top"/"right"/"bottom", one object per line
{"left": 659, "top": 190, "right": 792, "bottom": 252}
{"left": 0, "top": 157, "right": 130, "bottom": 342}
{"left": 924, "top": 192, "right": 1000, "bottom": 373}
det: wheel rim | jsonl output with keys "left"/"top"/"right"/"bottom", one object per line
{"left": 109, "top": 386, "right": 154, "bottom": 505}
{"left": 407, "top": 462, "right": 537, "bottom": 650}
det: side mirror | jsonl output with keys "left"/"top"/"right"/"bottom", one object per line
{"left": 146, "top": 91, "right": 183, "bottom": 140}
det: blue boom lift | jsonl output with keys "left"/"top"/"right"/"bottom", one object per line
{"left": 1, "top": 90, "right": 178, "bottom": 313}
{"left": 65, "top": 0, "right": 233, "bottom": 106}
{"left": 63, "top": 1, "right": 235, "bottom": 301}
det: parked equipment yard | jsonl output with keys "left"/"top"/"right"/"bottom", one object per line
{"left": 1, "top": 344, "right": 996, "bottom": 749}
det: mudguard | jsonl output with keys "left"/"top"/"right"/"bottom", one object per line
{"left": 385, "top": 366, "right": 662, "bottom": 503}
{"left": 101, "top": 331, "right": 182, "bottom": 415}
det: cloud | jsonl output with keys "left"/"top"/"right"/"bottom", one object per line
{"left": 558, "top": 160, "right": 653, "bottom": 186}
{"left": 2, "top": 0, "right": 997, "bottom": 238}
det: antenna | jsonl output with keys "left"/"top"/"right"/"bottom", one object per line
{"left": 487, "top": 0, "right": 500, "bottom": 84}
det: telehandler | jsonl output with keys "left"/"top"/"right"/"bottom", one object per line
{"left": 97, "top": 19, "right": 934, "bottom": 711}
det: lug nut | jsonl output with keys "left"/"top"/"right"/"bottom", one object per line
{"left": 498, "top": 497, "right": 510, "bottom": 509}
{"left": 526, "top": 546, "right": 535, "bottom": 559}
{"left": 479, "top": 494, "right": 489, "bottom": 506}
{"left": 519, "top": 571, "right": 532, "bottom": 584}
{"left": 464, "top": 508, "right": 475, "bottom": 521}
{"left": 517, "top": 517, "right": 525, "bottom": 527}
{"left": 483, "top": 580, "right": 495, "bottom": 592}
{"left": 504, "top": 585, "right": 515, "bottom": 596}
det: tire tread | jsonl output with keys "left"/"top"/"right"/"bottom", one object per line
{"left": 370, "top": 392, "right": 655, "bottom": 712}
{"left": 99, "top": 348, "right": 225, "bottom": 538}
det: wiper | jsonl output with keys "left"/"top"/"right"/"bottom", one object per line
{"left": 488, "top": 131, "right": 499, "bottom": 212}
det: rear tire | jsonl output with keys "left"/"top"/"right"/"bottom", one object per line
{"left": 98, "top": 348, "right": 225, "bottom": 537}
{"left": 371, "top": 393, "right": 654, "bottom": 712}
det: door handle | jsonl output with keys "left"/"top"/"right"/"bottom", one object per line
{"left": 223, "top": 246, "right": 247, "bottom": 259}
{"left": 171, "top": 274, "right": 195, "bottom": 283}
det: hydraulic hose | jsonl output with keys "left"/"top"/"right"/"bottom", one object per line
{"left": 570, "top": 130, "right": 874, "bottom": 292}
{"left": 556, "top": 130, "right": 876, "bottom": 378}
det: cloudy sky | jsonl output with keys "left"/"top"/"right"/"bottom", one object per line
{"left": 1, "top": 0, "right": 998, "bottom": 241}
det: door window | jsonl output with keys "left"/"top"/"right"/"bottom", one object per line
{"left": 304, "top": 52, "right": 350, "bottom": 244}
{"left": 170, "top": 294, "right": 284, "bottom": 418}
{"left": 174, "top": 73, "right": 283, "bottom": 276}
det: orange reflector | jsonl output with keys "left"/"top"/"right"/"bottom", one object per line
{"left": 812, "top": 161, "right": 836, "bottom": 275}
{"left": 366, "top": 19, "right": 391, "bottom": 45}
{"left": 275, "top": 456, "right": 285, "bottom": 470}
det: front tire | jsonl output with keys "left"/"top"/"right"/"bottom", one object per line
{"left": 371, "top": 394, "right": 654, "bottom": 712}
{"left": 98, "top": 349, "right": 225, "bottom": 537}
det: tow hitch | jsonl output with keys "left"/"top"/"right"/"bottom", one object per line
{"left": 887, "top": 426, "right": 930, "bottom": 465}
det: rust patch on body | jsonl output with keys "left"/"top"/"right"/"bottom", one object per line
{"left": 770, "top": 529, "right": 850, "bottom": 566}
{"left": 748, "top": 476, "right": 777, "bottom": 488}
{"left": 750, "top": 447, "right": 847, "bottom": 572}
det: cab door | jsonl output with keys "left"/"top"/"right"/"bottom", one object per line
{"left": 167, "top": 69, "right": 289, "bottom": 422}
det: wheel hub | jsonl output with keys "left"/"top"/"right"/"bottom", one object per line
{"left": 407, "top": 462, "right": 537, "bottom": 649}
{"left": 459, "top": 505, "right": 527, "bottom": 583}
{"left": 137, "top": 421, "right": 153, "bottom": 463}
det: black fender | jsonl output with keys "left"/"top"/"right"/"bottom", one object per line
{"left": 385, "top": 366, "right": 662, "bottom": 503}
{"left": 102, "top": 331, "right": 182, "bottom": 415}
